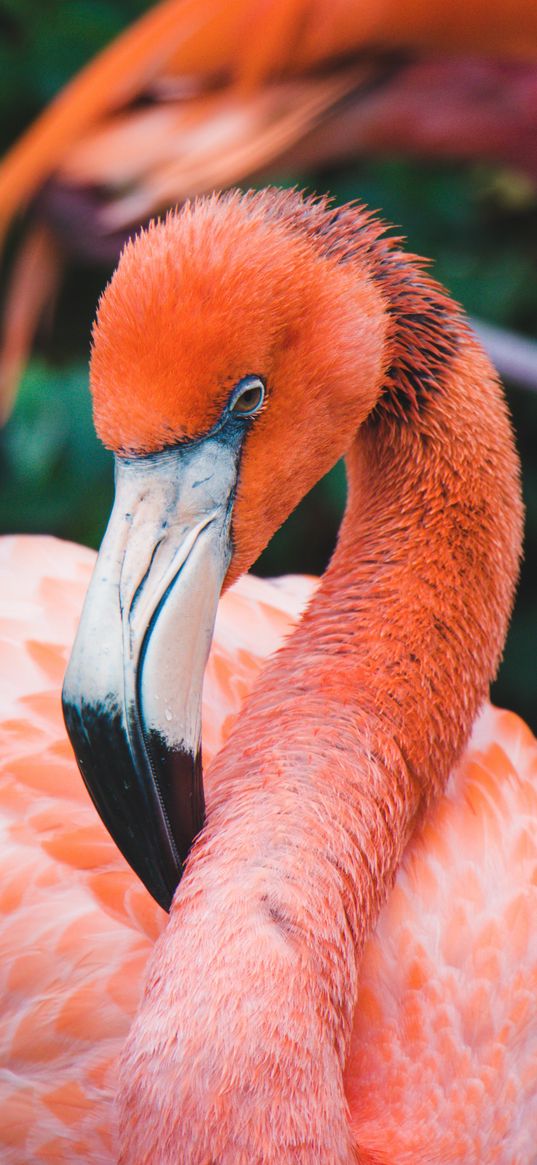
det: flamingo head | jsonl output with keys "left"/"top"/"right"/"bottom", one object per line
{"left": 62, "top": 189, "right": 388, "bottom": 910}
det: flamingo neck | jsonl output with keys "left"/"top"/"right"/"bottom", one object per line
{"left": 201, "top": 285, "right": 521, "bottom": 939}
{"left": 118, "top": 272, "right": 522, "bottom": 1163}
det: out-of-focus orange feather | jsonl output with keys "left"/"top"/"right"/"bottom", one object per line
{"left": 0, "top": 0, "right": 237, "bottom": 241}
{"left": 87, "top": 72, "right": 362, "bottom": 226}
{"left": 0, "top": 225, "right": 60, "bottom": 424}
{"left": 3, "top": 0, "right": 537, "bottom": 240}
{"left": 4, "top": 0, "right": 537, "bottom": 414}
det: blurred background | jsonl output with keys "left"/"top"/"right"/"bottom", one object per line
{"left": 0, "top": 0, "right": 536, "bottom": 727}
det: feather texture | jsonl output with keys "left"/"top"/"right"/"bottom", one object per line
{"left": 0, "top": 534, "right": 535, "bottom": 1162}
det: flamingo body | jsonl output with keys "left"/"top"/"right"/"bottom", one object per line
{"left": 1, "top": 534, "right": 536, "bottom": 1163}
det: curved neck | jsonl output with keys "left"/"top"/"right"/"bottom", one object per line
{"left": 313, "top": 337, "right": 521, "bottom": 811}
{"left": 195, "top": 316, "right": 521, "bottom": 1055}
{"left": 118, "top": 264, "right": 522, "bottom": 1162}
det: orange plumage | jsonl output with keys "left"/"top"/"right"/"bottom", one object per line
{"left": 1, "top": 189, "right": 535, "bottom": 1162}
{"left": 3, "top": 0, "right": 537, "bottom": 233}
{"left": 1, "top": 540, "right": 536, "bottom": 1162}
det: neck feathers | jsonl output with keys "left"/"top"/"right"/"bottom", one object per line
{"left": 257, "top": 188, "right": 467, "bottom": 420}
{"left": 307, "top": 199, "right": 466, "bottom": 421}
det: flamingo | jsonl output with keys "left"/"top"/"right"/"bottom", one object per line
{"left": 1, "top": 187, "right": 537, "bottom": 1163}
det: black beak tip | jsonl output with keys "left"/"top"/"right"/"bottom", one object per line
{"left": 61, "top": 693, "right": 203, "bottom": 913}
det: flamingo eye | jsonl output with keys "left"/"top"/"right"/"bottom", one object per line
{"left": 230, "top": 377, "right": 265, "bottom": 416}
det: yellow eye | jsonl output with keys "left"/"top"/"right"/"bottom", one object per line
{"left": 230, "top": 377, "right": 265, "bottom": 416}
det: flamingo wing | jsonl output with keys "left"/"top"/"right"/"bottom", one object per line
{"left": 0, "top": 534, "right": 535, "bottom": 1162}
{"left": 0, "top": 534, "right": 310, "bottom": 1163}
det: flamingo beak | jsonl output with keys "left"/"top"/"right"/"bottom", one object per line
{"left": 62, "top": 434, "right": 238, "bottom": 911}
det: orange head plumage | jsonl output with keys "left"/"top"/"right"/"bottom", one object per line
{"left": 90, "top": 189, "right": 389, "bottom": 578}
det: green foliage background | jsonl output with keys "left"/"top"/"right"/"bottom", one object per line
{"left": 1, "top": 0, "right": 536, "bottom": 729}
